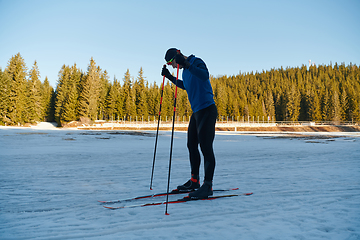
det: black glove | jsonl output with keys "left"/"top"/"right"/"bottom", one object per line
{"left": 161, "top": 65, "right": 173, "bottom": 80}
{"left": 175, "top": 54, "right": 190, "bottom": 68}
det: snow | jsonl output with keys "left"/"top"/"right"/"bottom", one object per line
{"left": 0, "top": 126, "right": 359, "bottom": 239}
{"left": 30, "top": 122, "right": 58, "bottom": 129}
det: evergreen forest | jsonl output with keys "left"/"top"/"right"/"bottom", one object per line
{"left": 1, "top": 53, "right": 359, "bottom": 126}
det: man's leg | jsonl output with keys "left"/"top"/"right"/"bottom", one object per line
{"left": 187, "top": 113, "right": 201, "bottom": 176}
{"left": 177, "top": 114, "right": 200, "bottom": 191}
{"left": 197, "top": 105, "right": 217, "bottom": 182}
{"left": 189, "top": 104, "right": 218, "bottom": 198}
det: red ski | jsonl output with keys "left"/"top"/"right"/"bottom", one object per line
{"left": 98, "top": 187, "right": 239, "bottom": 204}
{"left": 103, "top": 192, "right": 253, "bottom": 210}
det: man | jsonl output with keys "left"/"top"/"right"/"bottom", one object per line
{"left": 161, "top": 48, "right": 218, "bottom": 199}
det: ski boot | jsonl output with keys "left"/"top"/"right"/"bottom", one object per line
{"left": 188, "top": 180, "right": 213, "bottom": 199}
{"left": 177, "top": 174, "right": 200, "bottom": 192}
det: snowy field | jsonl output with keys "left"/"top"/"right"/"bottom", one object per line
{"left": 0, "top": 125, "right": 359, "bottom": 240}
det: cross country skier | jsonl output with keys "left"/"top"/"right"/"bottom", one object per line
{"left": 161, "top": 48, "right": 218, "bottom": 199}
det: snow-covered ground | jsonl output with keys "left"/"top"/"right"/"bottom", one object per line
{"left": 0, "top": 127, "right": 359, "bottom": 240}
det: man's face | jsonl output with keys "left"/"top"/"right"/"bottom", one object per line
{"left": 171, "top": 59, "right": 183, "bottom": 69}
{"left": 170, "top": 59, "right": 177, "bottom": 69}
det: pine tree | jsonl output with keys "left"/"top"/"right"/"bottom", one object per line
{"left": 122, "top": 69, "right": 136, "bottom": 119}
{"left": 79, "top": 58, "right": 101, "bottom": 121}
{"left": 42, "top": 77, "right": 55, "bottom": 122}
{"left": 340, "top": 87, "right": 349, "bottom": 121}
{"left": 213, "top": 80, "right": 227, "bottom": 118}
{"left": 309, "top": 90, "right": 322, "bottom": 121}
{"left": 134, "top": 67, "right": 148, "bottom": 120}
{"left": 0, "top": 68, "right": 11, "bottom": 124}
{"left": 301, "top": 91, "right": 311, "bottom": 121}
{"left": 286, "top": 84, "right": 301, "bottom": 122}
{"left": 54, "top": 65, "right": 71, "bottom": 125}
{"left": 27, "top": 61, "right": 43, "bottom": 122}
{"left": 98, "top": 70, "right": 110, "bottom": 120}
{"left": 263, "top": 91, "right": 274, "bottom": 121}
{"left": 226, "top": 86, "right": 236, "bottom": 117}
{"left": 106, "top": 78, "right": 120, "bottom": 121}
{"left": 115, "top": 80, "right": 125, "bottom": 120}
{"left": 161, "top": 81, "right": 173, "bottom": 120}
{"left": 6, "top": 53, "right": 28, "bottom": 125}
{"left": 125, "top": 87, "right": 137, "bottom": 120}
{"left": 63, "top": 81, "right": 79, "bottom": 122}
{"left": 322, "top": 89, "right": 331, "bottom": 121}
{"left": 147, "top": 82, "right": 158, "bottom": 118}
{"left": 69, "top": 64, "right": 82, "bottom": 120}
{"left": 331, "top": 90, "right": 341, "bottom": 122}
{"left": 238, "top": 90, "right": 247, "bottom": 119}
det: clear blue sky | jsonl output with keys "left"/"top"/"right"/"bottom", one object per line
{"left": 1, "top": 0, "right": 359, "bottom": 88}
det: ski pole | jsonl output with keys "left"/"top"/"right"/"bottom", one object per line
{"left": 150, "top": 68, "right": 166, "bottom": 190}
{"left": 165, "top": 62, "right": 180, "bottom": 215}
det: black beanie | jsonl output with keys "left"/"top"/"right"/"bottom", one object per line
{"left": 165, "top": 48, "right": 178, "bottom": 62}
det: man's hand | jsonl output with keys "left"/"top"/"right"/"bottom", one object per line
{"left": 161, "top": 65, "right": 173, "bottom": 80}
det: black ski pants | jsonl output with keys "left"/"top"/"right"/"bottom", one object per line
{"left": 187, "top": 104, "right": 218, "bottom": 182}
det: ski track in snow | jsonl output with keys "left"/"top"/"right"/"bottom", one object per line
{"left": 0, "top": 127, "right": 359, "bottom": 240}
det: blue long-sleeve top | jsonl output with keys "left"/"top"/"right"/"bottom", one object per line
{"left": 169, "top": 55, "right": 215, "bottom": 113}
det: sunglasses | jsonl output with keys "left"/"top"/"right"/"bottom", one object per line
{"left": 166, "top": 56, "right": 175, "bottom": 65}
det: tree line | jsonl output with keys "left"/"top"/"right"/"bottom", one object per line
{"left": 214, "top": 62, "right": 360, "bottom": 123}
{"left": 0, "top": 53, "right": 359, "bottom": 126}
